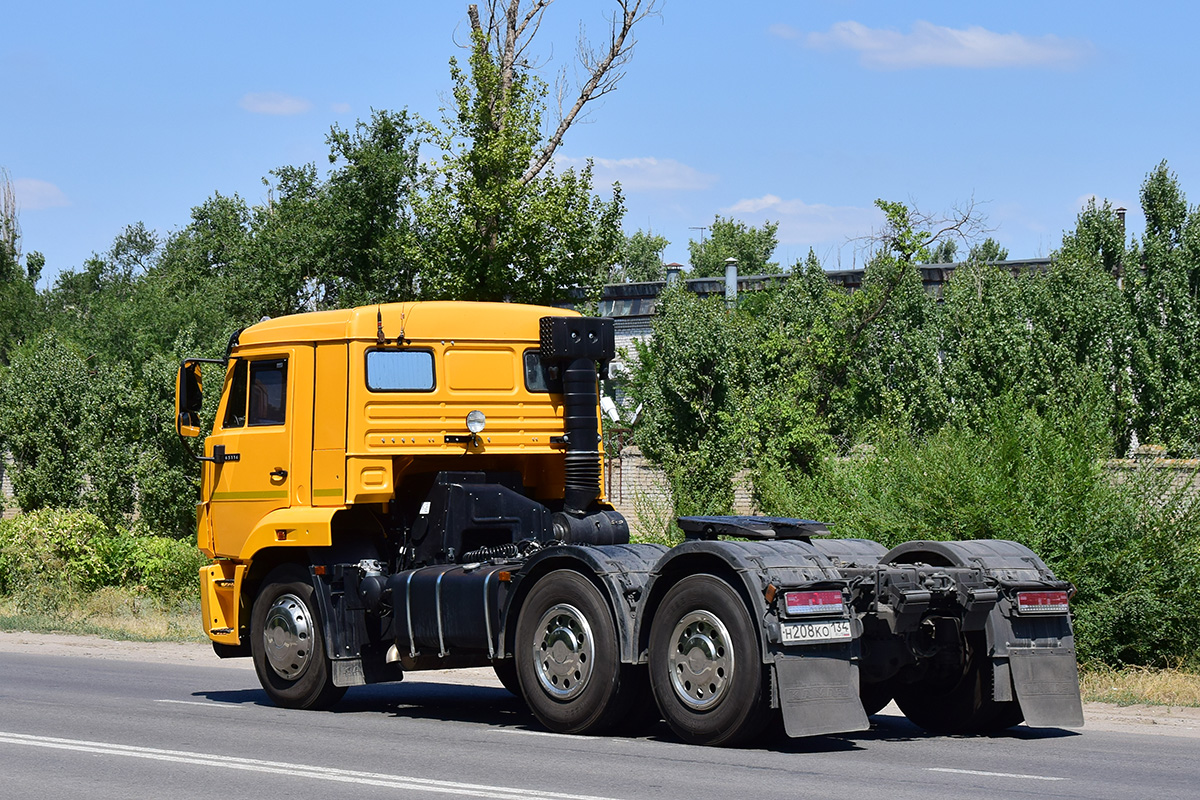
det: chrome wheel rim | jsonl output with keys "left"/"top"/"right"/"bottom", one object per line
{"left": 668, "top": 610, "right": 733, "bottom": 710}
{"left": 263, "top": 593, "right": 313, "bottom": 680}
{"left": 531, "top": 603, "right": 594, "bottom": 700}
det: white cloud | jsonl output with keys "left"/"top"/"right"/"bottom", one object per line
{"left": 769, "top": 23, "right": 802, "bottom": 41}
{"left": 13, "top": 178, "right": 69, "bottom": 210}
{"left": 803, "top": 21, "right": 1090, "bottom": 70}
{"left": 331, "top": 102, "right": 352, "bottom": 114}
{"left": 239, "top": 92, "right": 313, "bottom": 115}
{"left": 557, "top": 156, "right": 718, "bottom": 192}
{"left": 723, "top": 194, "right": 883, "bottom": 245}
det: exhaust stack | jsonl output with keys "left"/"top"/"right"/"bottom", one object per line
{"left": 539, "top": 315, "right": 617, "bottom": 519}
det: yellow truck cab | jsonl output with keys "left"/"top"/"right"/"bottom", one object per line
{"left": 194, "top": 301, "right": 595, "bottom": 565}
{"left": 177, "top": 300, "right": 1084, "bottom": 747}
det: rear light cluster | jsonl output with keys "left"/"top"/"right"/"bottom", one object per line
{"left": 784, "top": 589, "right": 845, "bottom": 616}
{"left": 1016, "top": 590, "right": 1070, "bottom": 615}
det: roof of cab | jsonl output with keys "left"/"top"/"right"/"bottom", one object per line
{"left": 235, "top": 301, "right": 579, "bottom": 347}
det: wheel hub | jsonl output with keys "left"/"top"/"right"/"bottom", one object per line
{"left": 531, "top": 603, "right": 594, "bottom": 700}
{"left": 668, "top": 610, "right": 733, "bottom": 710}
{"left": 262, "top": 593, "right": 313, "bottom": 680}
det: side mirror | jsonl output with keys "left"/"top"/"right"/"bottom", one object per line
{"left": 176, "top": 360, "right": 205, "bottom": 437}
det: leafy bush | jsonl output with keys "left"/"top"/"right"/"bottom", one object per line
{"left": 126, "top": 535, "right": 206, "bottom": 600}
{"left": 0, "top": 509, "right": 110, "bottom": 597}
{"left": 754, "top": 399, "right": 1200, "bottom": 668}
{"left": 0, "top": 508, "right": 204, "bottom": 611}
{"left": 1074, "top": 467, "right": 1200, "bottom": 666}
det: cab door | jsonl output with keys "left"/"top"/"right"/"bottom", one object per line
{"left": 205, "top": 348, "right": 304, "bottom": 559}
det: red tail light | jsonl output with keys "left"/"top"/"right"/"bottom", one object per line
{"left": 784, "top": 589, "right": 844, "bottom": 616}
{"left": 1016, "top": 590, "right": 1070, "bottom": 614}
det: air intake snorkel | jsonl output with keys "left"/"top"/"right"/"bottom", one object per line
{"left": 539, "top": 316, "right": 628, "bottom": 546}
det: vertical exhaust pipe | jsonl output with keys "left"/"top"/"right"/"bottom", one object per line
{"left": 539, "top": 316, "right": 627, "bottom": 544}
{"left": 561, "top": 355, "right": 603, "bottom": 515}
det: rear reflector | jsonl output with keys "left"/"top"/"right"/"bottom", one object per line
{"left": 1016, "top": 590, "right": 1070, "bottom": 614}
{"left": 784, "top": 589, "right": 844, "bottom": 616}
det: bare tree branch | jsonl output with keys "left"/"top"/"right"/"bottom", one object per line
{"left": 523, "top": 0, "right": 659, "bottom": 184}
{"left": 839, "top": 198, "right": 993, "bottom": 356}
{"left": 464, "top": 1, "right": 659, "bottom": 185}
{"left": 909, "top": 197, "right": 993, "bottom": 251}
{"left": 853, "top": 196, "right": 993, "bottom": 263}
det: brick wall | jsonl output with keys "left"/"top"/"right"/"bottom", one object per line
{"left": 1103, "top": 454, "right": 1200, "bottom": 502}
{"left": 604, "top": 444, "right": 756, "bottom": 536}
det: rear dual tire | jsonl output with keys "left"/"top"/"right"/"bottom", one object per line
{"left": 648, "top": 575, "right": 770, "bottom": 747}
{"left": 894, "top": 635, "right": 1023, "bottom": 734}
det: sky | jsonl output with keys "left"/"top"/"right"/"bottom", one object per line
{"left": 4, "top": 1, "right": 1198, "bottom": 285}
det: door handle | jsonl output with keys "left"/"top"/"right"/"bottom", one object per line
{"left": 270, "top": 468, "right": 288, "bottom": 480}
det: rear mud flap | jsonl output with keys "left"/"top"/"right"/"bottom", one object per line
{"left": 1009, "top": 647, "right": 1084, "bottom": 728}
{"left": 774, "top": 655, "right": 870, "bottom": 738}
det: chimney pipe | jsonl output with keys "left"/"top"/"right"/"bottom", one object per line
{"left": 724, "top": 257, "right": 738, "bottom": 307}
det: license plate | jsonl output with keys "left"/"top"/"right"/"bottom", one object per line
{"left": 781, "top": 619, "right": 853, "bottom": 644}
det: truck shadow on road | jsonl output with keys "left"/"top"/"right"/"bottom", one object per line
{"left": 754, "top": 714, "right": 1080, "bottom": 755}
{"left": 853, "top": 713, "right": 1079, "bottom": 743}
{"left": 197, "top": 681, "right": 533, "bottom": 728}
{"left": 194, "top": 683, "right": 1080, "bottom": 752}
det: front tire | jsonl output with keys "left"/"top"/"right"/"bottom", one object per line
{"left": 515, "top": 570, "right": 639, "bottom": 734}
{"left": 493, "top": 659, "right": 521, "bottom": 696}
{"left": 648, "top": 575, "right": 770, "bottom": 747}
{"left": 250, "top": 564, "right": 346, "bottom": 710}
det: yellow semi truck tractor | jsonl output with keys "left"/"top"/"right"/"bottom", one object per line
{"left": 175, "top": 301, "right": 1084, "bottom": 746}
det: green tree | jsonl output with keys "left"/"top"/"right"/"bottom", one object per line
{"left": 45, "top": 224, "right": 162, "bottom": 364}
{"left": 32, "top": 220, "right": 235, "bottom": 535}
{"left": 687, "top": 216, "right": 780, "bottom": 277}
{"left": 413, "top": 24, "right": 625, "bottom": 304}
{"left": 0, "top": 169, "right": 44, "bottom": 364}
{"left": 611, "top": 228, "right": 668, "bottom": 283}
{"left": 739, "top": 251, "right": 837, "bottom": 479}
{"left": 629, "top": 200, "right": 976, "bottom": 517}
{"left": 967, "top": 237, "right": 1009, "bottom": 263}
{"left": 940, "top": 260, "right": 1035, "bottom": 428}
{"left": 627, "top": 285, "right": 743, "bottom": 515}
{"left": 1027, "top": 200, "right": 1133, "bottom": 453}
{"left": 252, "top": 110, "right": 423, "bottom": 309}
{"left": 928, "top": 238, "right": 958, "bottom": 264}
{"left": 410, "top": 2, "right": 658, "bottom": 304}
{"left": 1127, "top": 162, "right": 1200, "bottom": 454}
{"left": 0, "top": 332, "right": 140, "bottom": 524}
{"left": 834, "top": 201, "right": 945, "bottom": 439}
{"left": 152, "top": 193, "right": 261, "bottom": 327}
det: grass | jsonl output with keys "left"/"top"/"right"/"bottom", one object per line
{"left": 1080, "top": 664, "right": 1200, "bottom": 707}
{"left": 627, "top": 490, "right": 684, "bottom": 546}
{"left": 0, "top": 587, "right": 206, "bottom": 643}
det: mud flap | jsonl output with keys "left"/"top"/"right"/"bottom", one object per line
{"left": 1009, "top": 647, "right": 1084, "bottom": 728}
{"left": 774, "top": 655, "right": 870, "bottom": 738}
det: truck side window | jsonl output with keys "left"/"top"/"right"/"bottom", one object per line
{"left": 249, "top": 359, "right": 288, "bottom": 426}
{"left": 367, "top": 350, "right": 434, "bottom": 391}
{"left": 221, "top": 360, "right": 248, "bottom": 429}
{"left": 523, "top": 350, "right": 562, "bottom": 393}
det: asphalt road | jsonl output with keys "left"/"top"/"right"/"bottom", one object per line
{"left": 1, "top": 637, "right": 1197, "bottom": 800}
